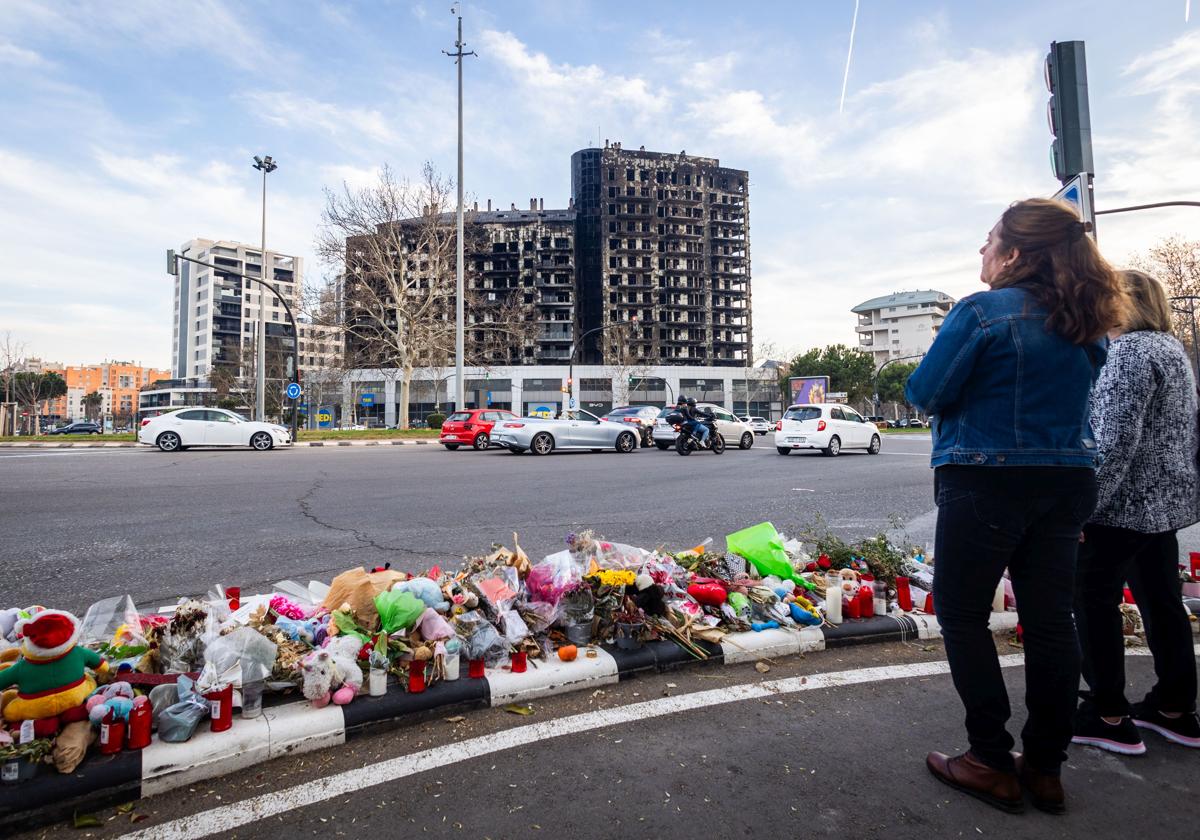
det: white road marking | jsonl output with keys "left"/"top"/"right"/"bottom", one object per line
{"left": 117, "top": 656, "right": 1018, "bottom": 840}
{"left": 792, "top": 488, "right": 816, "bottom": 492}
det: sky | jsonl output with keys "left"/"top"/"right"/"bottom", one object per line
{"left": 0, "top": 0, "right": 1196, "bottom": 368}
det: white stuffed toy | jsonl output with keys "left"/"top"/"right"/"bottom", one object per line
{"left": 300, "top": 636, "right": 363, "bottom": 707}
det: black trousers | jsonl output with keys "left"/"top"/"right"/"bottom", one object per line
{"left": 933, "top": 465, "right": 1097, "bottom": 773}
{"left": 1075, "top": 524, "right": 1198, "bottom": 716}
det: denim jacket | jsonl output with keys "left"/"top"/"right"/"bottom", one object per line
{"left": 905, "top": 286, "right": 1105, "bottom": 468}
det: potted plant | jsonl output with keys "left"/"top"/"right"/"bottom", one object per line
{"left": 613, "top": 602, "right": 647, "bottom": 651}
{"left": 0, "top": 738, "right": 53, "bottom": 785}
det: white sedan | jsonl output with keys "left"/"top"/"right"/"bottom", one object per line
{"left": 139, "top": 408, "right": 292, "bottom": 452}
{"left": 774, "top": 403, "right": 882, "bottom": 457}
{"left": 741, "top": 416, "right": 772, "bottom": 435}
{"left": 652, "top": 403, "right": 756, "bottom": 450}
{"left": 490, "top": 410, "right": 640, "bottom": 455}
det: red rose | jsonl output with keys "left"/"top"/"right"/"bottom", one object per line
{"left": 805, "top": 562, "right": 817, "bottom": 572}
{"left": 817, "top": 557, "right": 832, "bottom": 570}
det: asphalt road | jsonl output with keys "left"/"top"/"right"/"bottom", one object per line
{"left": 16, "top": 639, "right": 1198, "bottom": 840}
{"left": 0, "top": 436, "right": 940, "bottom": 612}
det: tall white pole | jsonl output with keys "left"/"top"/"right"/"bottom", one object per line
{"left": 454, "top": 13, "right": 466, "bottom": 412}
{"left": 256, "top": 167, "right": 267, "bottom": 421}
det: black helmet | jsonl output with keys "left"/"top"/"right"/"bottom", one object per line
{"left": 686, "top": 397, "right": 696, "bottom": 407}
{"left": 676, "top": 395, "right": 687, "bottom": 405}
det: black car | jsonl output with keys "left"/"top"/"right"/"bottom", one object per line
{"left": 601, "top": 405, "right": 659, "bottom": 447}
{"left": 49, "top": 422, "right": 102, "bottom": 435}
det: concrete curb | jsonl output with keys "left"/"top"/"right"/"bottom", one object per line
{"left": 0, "top": 610, "right": 1020, "bottom": 832}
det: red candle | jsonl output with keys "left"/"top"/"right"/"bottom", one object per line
{"left": 408, "top": 663, "right": 426, "bottom": 693}
{"left": 1190, "top": 552, "right": 1200, "bottom": 581}
{"left": 226, "top": 586, "right": 241, "bottom": 612}
{"left": 468, "top": 658, "right": 485, "bottom": 679}
{"left": 1123, "top": 587, "right": 1136, "bottom": 605}
{"left": 510, "top": 651, "right": 528, "bottom": 673}
{"left": 896, "top": 577, "right": 913, "bottom": 612}
{"left": 924, "top": 593, "right": 935, "bottom": 615}
{"left": 845, "top": 592, "right": 861, "bottom": 619}
{"left": 858, "top": 585, "right": 874, "bottom": 618}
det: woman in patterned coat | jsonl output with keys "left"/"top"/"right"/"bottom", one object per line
{"left": 1073, "top": 269, "right": 1200, "bottom": 755}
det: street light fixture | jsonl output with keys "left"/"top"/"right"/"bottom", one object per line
{"left": 252, "top": 155, "right": 278, "bottom": 423}
{"left": 567, "top": 317, "right": 639, "bottom": 416}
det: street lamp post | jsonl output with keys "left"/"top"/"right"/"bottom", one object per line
{"left": 444, "top": 6, "right": 475, "bottom": 412}
{"left": 252, "top": 155, "right": 277, "bottom": 422}
{"left": 1170, "top": 296, "right": 1200, "bottom": 379}
{"left": 872, "top": 353, "right": 925, "bottom": 419}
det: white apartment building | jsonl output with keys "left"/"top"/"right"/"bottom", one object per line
{"left": 172, "top": 239, "right": 303, "bottom": 380}
{"left": 852, "top": 290, "right": 956, "bottom": 367}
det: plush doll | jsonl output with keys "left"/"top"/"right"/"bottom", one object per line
{"left": 392, "top": 578, "right": 449, "bottom": 613}
{"left": 300, "top": 636, "right": 362, "bottom": 707}
{"left": 274, "top": 616, "right": 325, "bottom": 646}
{"left": 633, "top": 573, "right": 668, "bottom": 618}
{"left": 86, "top": 681, "right": 135, "bottom": 724}
{"left": 0, "top": 610, "right": 105, "bottom": 723}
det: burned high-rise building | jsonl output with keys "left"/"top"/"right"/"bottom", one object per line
{"left": 572, "top": 143, "right": 751, "bottom": 366}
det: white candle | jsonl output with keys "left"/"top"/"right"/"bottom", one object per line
{"left": 825, "top": 573, "right": 842, "bottom": 624}
{"left": 992, "top": 578, "right": 1006, "bottom": 613}
{"left": 369, "top": 668, "right": 387, "bottom": 696}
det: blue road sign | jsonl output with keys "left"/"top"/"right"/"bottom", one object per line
{"left": 286, "top": 382, "right": 302, "bottom": 400}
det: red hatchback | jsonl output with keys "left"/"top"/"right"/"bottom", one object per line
{"left": 440, "top": 409, "right": 518, "bottom": 451}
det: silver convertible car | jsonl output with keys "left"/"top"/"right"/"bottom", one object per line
{"left": 490, "top": 410, "right": 641, "bottom": 455}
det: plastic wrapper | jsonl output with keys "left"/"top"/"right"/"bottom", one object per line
{"left": 79, "top": 595, "right": 142, "bottom": 647}
{"left": 726, "top": 522, "right": 796, "bottom": 581}
{"left": 374, "top": 589, "right": 425, "bottom": 633}
{"left": 473, "top": 567, "right": 520, "bottom": 613}
{"left": 322, "top": 567, "right": 406, "bottom": 629}
{"left": 526, "top": 553, "right": 583, "bottom": 607}
{"left": 159, "top": 599, "right": 220, "bottom": 674}
{"left": 518, "top": 600, "right": 558, "bottom": 634}
{"left": 157, "top": 676, "right": 209, "bottom": 742}
{"left": 457, "top": 610, "right": 508, "bottom": 664}
{"left": 499, "top": 609, "right": 530, "bottom": 646}
{"left": 204, "top": 627, "right": 277, "bottom": 685}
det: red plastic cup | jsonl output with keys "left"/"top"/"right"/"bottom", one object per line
{"left": 98, "top": 709, "right": 125, "bottom": 755}
{"left": 924, "top": 593, "right": 935, "bottom": 615}
{"left": 468, "top": 658, "right": 485, "bottom": 679}
{"left": 896, "top": 576, "right": 913, "bottom": 612}
{"left": 408, "top": 664, "right": 426, "bottom": 694}
{"left": 226, "top": 586, "right": 241, "bottom": 612}
{"left": 205, "top": 684, "right": 234, "bottom": 732}
{"left": 510, "top": 651, "right": 527, "bottom": 673}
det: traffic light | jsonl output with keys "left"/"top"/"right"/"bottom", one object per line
{"left": 1045, "top": 40, "right": 1094, "bottom": 185}
{"left": 166, "top": 249, "right": 178, "bottom": 276}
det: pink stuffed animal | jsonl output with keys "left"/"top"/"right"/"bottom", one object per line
{"left": 300, "top": 636, "right": 362, "bottom": 707}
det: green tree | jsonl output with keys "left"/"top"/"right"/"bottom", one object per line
{"left": 12, "top": 371, "right": 67, "bottom": 433}
{"left": 875, "top": 362, "right": 918, "bottom": 405}
{"left": 784, "top": 344, "right": 875, "bottom": 403}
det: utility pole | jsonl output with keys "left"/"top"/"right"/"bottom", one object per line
{"left": 252, "top": 155, "right": 277, "bottom": 421}
{"left": 444, "top": 5, "right": 475, "bottom": 412}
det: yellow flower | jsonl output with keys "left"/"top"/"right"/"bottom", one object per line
{"left": 590, "top": 569, "right": 636, "bottom": 587}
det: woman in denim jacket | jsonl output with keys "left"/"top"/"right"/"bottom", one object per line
{"left": 906, "top": 198, "right": 1125, "bottom": 815}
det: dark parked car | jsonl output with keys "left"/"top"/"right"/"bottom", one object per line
{"left": 601, "top": 405, "right": 660, "bottom": 447}
{"left": 49, "top": 422, "right": 102, "bottom": 435}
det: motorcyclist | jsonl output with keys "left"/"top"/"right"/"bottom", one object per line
{"left": 683, "top": 397, "right": 712, "bottom": 448}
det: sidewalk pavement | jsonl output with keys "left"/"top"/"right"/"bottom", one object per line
{"left": 0, "top": 610, "right": 1016, "bottom": 833}
{"left": 0, "top": 439, "right": 440, "bottom": 448}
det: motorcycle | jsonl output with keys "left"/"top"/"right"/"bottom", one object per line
{"left": 664, "top": 411, "right": 725, "bottom": 456}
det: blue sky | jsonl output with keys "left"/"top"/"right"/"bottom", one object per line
{"left": 1, "top": 0, "right": 1196, "bottom": 367}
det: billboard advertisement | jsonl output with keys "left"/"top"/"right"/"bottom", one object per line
{"left": 788, "top": 376, "right": 830, "bottom": 405}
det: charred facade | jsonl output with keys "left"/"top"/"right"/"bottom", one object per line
{"left": 572, "top": 143, "right": 750, "bottom": 366}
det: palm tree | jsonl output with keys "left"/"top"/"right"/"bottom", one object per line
{"left": 83, "top": 391, "right": 103, "bottom": 422}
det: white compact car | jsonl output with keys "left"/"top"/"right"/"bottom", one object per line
{"left": 139, "top": 408, "right": 292, "bottom": 452}
{"left": 741, "top": 416, "right": 771, "bottom": 435}
{"left": 652, "top": 403, "right": 755, "bottom": 450}
{"left": 774, "top": 403, "right": 882, "bottom": 457}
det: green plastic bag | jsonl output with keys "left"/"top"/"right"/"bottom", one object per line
{"left": 726, "top": 522, "right": 796, "bottom": 582}
{"left": 374, "top": 589, "right": 425, "bottom": 633}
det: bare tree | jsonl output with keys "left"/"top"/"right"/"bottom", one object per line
{"left": 602, "top": 320, "right": 651, "bottom": 407}
{"left": 1129, "top": 236, "right": 1200, "bottom": 357}
{"left": 0, "top": 331, "right": 25, "bottom": 406}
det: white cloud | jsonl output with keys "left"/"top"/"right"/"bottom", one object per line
{"left": 0, "top": 41, "right": 51, "bottom": 68}
{"left": 241, "top": 90, "right": 404, "bottom": 148}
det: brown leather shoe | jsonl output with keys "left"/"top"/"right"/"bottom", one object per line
{"left": 1014, "top": 755, "right": 1066, "bottom": 815}
{"left": 926, "top": 750, "right": 1024, "bottom": 814}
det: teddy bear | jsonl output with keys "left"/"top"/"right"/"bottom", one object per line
{"left": 275, "top": 616, "right": 325, "bottom": 646}
{"left": 300, "top": 635, "right": 363, "bottom": 707}
{"left": 0, "top": 610, "right": 105, "bottom": 724}
{"left": 86, "top": 681, "right": 135, "bottom": 724}
{"left": 392, "top": 578, "right": 449, "bottom": 613}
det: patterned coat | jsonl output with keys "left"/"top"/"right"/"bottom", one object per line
{"left": 1089, "top": 330, "right": 1199, "bottom": 533}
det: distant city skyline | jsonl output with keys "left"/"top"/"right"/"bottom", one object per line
{"left": 0, "top": 1, "right": 1195, "bottom": 366}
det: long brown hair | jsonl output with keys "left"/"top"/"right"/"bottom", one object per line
{"left": 1119, "top": 269, "right": 1173, "bottom": 333}
{"left": 991, "top": 198, "right": 1126, "bottom": 344}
